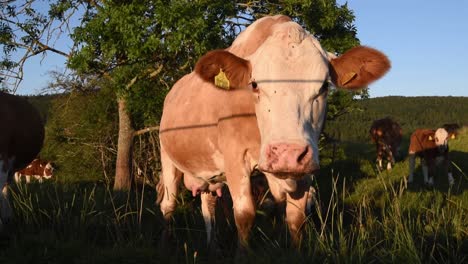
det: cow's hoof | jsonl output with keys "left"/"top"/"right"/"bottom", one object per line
{"left": 425, "top": 178, "right": 434, "bottom": 187}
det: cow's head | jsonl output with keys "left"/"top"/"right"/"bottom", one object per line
{"left": 195, "top": 21, "right": 390, "bottom": 181}
{"left": 430, "top": 128, "right": 452, "bottom": 153}
{"left": 42, "top": 162, "right": 54, "bottom": 179}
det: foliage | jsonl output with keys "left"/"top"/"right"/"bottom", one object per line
{"left": 41, "top": 86, "right": 118, "bottom": 183}
{"left": 0, "top": 0, "right": 85, "bottom": 91}
{"left": 68, "top": 0, "right": 239, "bottom": 129}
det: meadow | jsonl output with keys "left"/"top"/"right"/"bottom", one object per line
{"left": 0, "top": 124, "right": 466, "bottom": 263}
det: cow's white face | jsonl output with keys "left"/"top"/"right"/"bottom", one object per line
{"left": 195, "top": 18, "right": 390, "bottom": 182}
{"left": 248, "top": 23, "right": 329, "bottom": 177}
{"left": 434, "top": 128, "right": 449, "bottom": 152}
{"left": 43, "top": 162, "right": 54, "bottom": 179}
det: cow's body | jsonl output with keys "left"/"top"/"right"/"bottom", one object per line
{"left": 14, "top": 158, "right": 53, "bottom": 183}
{"left": 0, "top": 92, "right": 44, "bottom": 227}
{"left": 157, "top": 15, "right": 390, "bottom": 250}
{"left": 369, "top": 117, "right": 402, "bottom": 170}
{"left": 408, "top": 128, "right": 454, "bottom": 186}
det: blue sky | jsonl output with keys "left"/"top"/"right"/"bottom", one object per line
{"left": 15, "top": 1, "right": 468, "bottom": 98}
{"left": 341, "top": 0, "right": 468, "bottom": 97}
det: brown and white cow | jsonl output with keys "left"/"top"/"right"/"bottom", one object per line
{"left": 369, "top": 117, "right": 402, "bottom": 170}
{"left": 0, "top": 92, "right": 44, "bottom": 227}
{"left": 408, "top": 128, "right": 455, "bottom": 186}
{"left": 14, "top": 158, "right": 53, "bottom": 184}
{"left": 156, "top": 15, "right": 390, "bottom": 250}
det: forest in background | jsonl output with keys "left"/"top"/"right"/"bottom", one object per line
{"left": 325, "top": 96, "right": 468, "bottom": 142}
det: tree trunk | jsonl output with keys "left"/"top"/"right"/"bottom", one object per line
{"left": 113, "top": 97, "right": 134, "bottom": 191}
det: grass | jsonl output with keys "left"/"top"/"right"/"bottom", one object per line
{"left": 0, "top": 129, "right": 467, "bottom": 263}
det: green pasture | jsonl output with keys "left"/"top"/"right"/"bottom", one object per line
{"left": 0, "top": 129, "right": 467, "bottom": 264}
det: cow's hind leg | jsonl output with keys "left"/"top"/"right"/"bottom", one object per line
{"left": 156, "top": 146, "right": 183, "bottom": 249}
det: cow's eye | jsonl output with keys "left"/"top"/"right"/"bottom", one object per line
{"left": 250, "top": 81, "right": 259, "bottom": 92}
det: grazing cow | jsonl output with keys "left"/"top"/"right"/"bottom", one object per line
{"left": 0, "top": 92, "right": 44, "bottom": 227}
{"left": 408, "top": 128, "right": 455, "bottom": 186}
{"left": 156, "top": 15, "right": 390, "bottom": 250}
{"left": 14, "top": 158, "right": 54, "bottom": 183}
{"left": 369, "top": 117, "right": 402, "bottom": 170}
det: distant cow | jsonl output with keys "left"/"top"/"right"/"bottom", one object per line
{"left": 14, "top": 158, "right": 54, "bottom": 183}
{"left": 0, "top": 92, "right": 44, "bottom": 227}
{"left": 369, "top": 117, "right": 403, "bottom": 170}
{"left": 408, "top": 128, "right": 455, "bottom": 186}
{"left": 156, "top": 15, "right": 390, "bottom": 251}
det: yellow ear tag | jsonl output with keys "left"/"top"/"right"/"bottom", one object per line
{"left": 451, "top": 134, "right": 456, "bottom": 139}
{"left": 214, "top": 69, "right": 230, "bottom": 90}
{"left": 342, "top": 71, "right": 357, "bottom": 85}
{"left": 428, "top": 135, "right": 433, "bottom": 141}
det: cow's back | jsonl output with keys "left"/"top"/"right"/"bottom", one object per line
{"left": 0, "top": 92, "right": 44, "bottom": 171}
{"left": 409, "top": 129, "right": 437, "bottom": 157}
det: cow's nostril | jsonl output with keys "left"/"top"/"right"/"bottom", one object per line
{"left": 297, "top": 146, "right": 309, "bottom": 163}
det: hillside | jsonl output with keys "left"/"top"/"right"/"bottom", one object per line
{"left": 325, "top": 96, "right": 468, "bottom": 142}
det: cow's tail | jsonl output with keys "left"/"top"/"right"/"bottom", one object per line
{"left": 155, "top": 173, "right": 165, "bottom": 205}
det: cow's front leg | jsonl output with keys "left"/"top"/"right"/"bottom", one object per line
{"left": 386, "top": 146, "right": 394, "bottom": 170}
{"left": 225, "top": 162, "right": 255, "bottom": 249}
{"left": 422, "top": 159, "right": 433, "bottom": 186}
{"left": 444, "top": 156, "right": 454, "bottom": 186}
{"left": 285, "top": 180, "right": 309, "bottom": 248}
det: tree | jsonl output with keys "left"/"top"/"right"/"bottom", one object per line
{"left": 2, "top": 0, "right": 363, "bottom": 191}
{"left": 68, "top": 1, "right": 238, "bottom": 190}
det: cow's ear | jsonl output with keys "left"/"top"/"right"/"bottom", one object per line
{"left": 450, "top": 133, "right": 456, "bottom": 139}
{"left": 329, "top": 46, "right": 391, "bottom": 90}
{"left": 195, "top": 49, "right": 252, "bottom": 90}
{"left": 428, "top": 135, "right": 434, "bottom": 141}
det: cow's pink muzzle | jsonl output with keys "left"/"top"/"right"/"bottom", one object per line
{"left": 259, "top": 143, "right": 318, "bottom": 178}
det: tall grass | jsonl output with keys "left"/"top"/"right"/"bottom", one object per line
{"left": 1, "top": 131, "right": 467, "bottom": 263}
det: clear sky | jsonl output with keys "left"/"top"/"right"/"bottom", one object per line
{"left": 15, "top": 1, "right": 468, "bottom": 98}
{"left": 340, "top": 0, "right": 468, "bottom": 97}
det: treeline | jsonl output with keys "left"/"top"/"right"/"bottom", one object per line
{"left": 325, "top": 96, "right": 468, "bottom": 142}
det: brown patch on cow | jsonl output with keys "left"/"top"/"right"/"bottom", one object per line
{"left": 15, "top": 158, "right": 53, "bottom": 180}
{"left": 408, "top": 129, "right": 438, "bottom": 155}
{"left": 229, "top": 15, "right": 292, "bottom": 58}
{"left": 330, "top": 46, "right": 391, "bottom": 90}
{"left": 195, "top": 50, "right": 252, "bottom": 90}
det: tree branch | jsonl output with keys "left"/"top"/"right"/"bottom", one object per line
{"left": 133, "top": 126, "right": 160, "bottom": 137}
